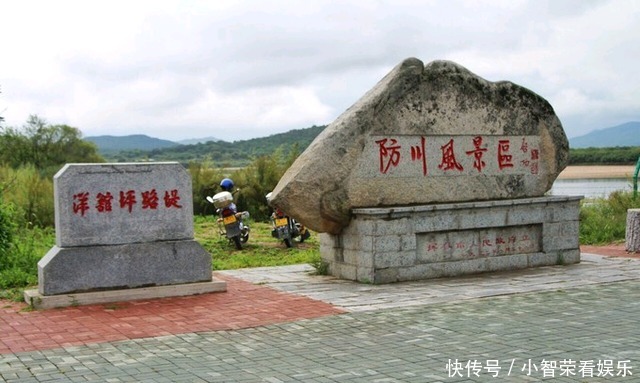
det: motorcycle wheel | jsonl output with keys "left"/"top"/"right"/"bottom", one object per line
{"left": 299, "top": 229, "right": 310, "bottom": 243}
{"left": 241, "top": 227, "right": 250, "bottom": 243}
{"left": 232, "top": 236, "right": 242, "bottom": 250}
{"left": 284, "top": 238, "right": 293, "bottom": 248}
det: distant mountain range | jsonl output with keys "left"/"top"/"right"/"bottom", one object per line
{"left": 85, "top": 125, "right": 326, "bottom": 166}
{"left": 84, "top": 134, "right": 224, "bottom": 156}
{"left": 84, "top": 134, "right": 181, "bottom": 155}
{"left": 569, "top": 121, "right": 640, "bottom": 148}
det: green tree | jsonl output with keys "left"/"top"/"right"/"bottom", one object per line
{"left": 0, "top": 115, "right": 104, "bottom": 173}
{"left": 233, "top": 146, "right": 301, "bottom": 221}
{"left": 188, "top": 160, "right": 226, "bottom": 216}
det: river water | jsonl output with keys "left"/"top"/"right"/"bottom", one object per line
{"left": 549, "top": 178, "right": 634, "bottom": 199}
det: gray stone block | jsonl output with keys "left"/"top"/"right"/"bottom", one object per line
{"left": 528, "top": 252, "right": 561, "bottom": 267}
{"left": 543, "top": 221, "right": 580, "bottom": 251}
{"left": 343, "top": 249, "right": 365, "bottom": 266}
{"left": 374, "top": 250, "right": 416, "bottom": 268}
{"left": 341, "top": 234, "right": 374, "bottom": 251}
{"left": 54, "top": 163, "right": 194, "bottom": 247}
{"left": 414, "top": 212, "right": 458, "bottom": 232}
{"left": 400, "top": 234, "right": 416, "bottom": 251}
{"left": 397, "top": 263, "right": 441, "bottom": 281}
{"left": 506, "top": 205, "right": 545, "bottom": 225}
{"left": 374, "top": 218, "right": 412, "bottom": 236}
{"left": 458, "top": 209, "right": 508, "bottom": 230}
{"left": 442, "top": 258, "right": 488, "bottom": 277}
{"left": 373, "top": 235, "right": 402, "bottom": 252}
{"left": 545, "top": 201, "right": 581, "bottom": 222}
{"left": 356, "top": 267, "right": 375, "bottom": 284}
{"left": 333, "top": 263, "right": 357, "bottom": 281}
{"left": 343, "top": 219, "right": 377, "bottom": 236}
{"left": 557, "top": 249, "right": 581, "bottom": 265}
{"left": 38, "top": 240, "right": 212, "bottom": 295}
{"left": 372, "top": 267, "right": 399, "bottom": 284}
{"left": 486, "top": 254, "right": 529, "bottom": 271}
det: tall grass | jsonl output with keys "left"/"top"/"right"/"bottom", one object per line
{"left": 0, "top": 201, "right": 54, "bottom": 300}
{"left": 579, "top": 191, "right": 640, "bottom": 245}
{"left": 0, "top": 164, "right": 54, "bottom": 227}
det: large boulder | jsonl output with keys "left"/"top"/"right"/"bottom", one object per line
{"left": 270, "top": 58, "right": 569, "bottom": 234}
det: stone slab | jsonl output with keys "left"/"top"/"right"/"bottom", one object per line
{"left": 24, "top": 279, "right": 227, "bottom": 309}
{"left": 38, "top": 240, "right": 212, "bottom": 295}
{"left": 54, "top": 162, "right": 194, "bottom": 247}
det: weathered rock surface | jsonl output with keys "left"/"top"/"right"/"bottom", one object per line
{"left": 270, "top": 58, "right": 569, "bottom": 234}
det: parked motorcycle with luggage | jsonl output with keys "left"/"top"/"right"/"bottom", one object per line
{"left": 266, "top": 192, "right": 310, "bottom": 248}
{"left": 206, "top": 178, "right": 250, "bottom": 250}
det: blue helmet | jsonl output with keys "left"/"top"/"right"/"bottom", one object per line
{"left": 220, "top": 178, "right": 234, "bottom": 192}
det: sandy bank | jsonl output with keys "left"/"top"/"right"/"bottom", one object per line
{"left": 558, "top": 165, "right": 637, "bottom": 180}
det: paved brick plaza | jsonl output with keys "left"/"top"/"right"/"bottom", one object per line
{"left": 1, "top": 249, "right": 639, "bottom": 382}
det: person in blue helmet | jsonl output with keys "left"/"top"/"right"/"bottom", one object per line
{"left": 220, "top": 178, "right": 234, "bottom": 192}
{"left": 218, "top": 178, "right": 237, "bottom": 212}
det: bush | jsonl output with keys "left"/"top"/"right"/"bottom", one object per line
{"left": 0, "top": 224, "right": 54, "bottom": 290}
{"left": 0, "top": 164, "right": 54, "bottom": 227}
{"left": 190, "top": 147, "right": 300, "bottom": 222}
{"left": 188, "top": 161, "right": 226, "bottom": 217}
{"left": 579, "top": 191, "right": 640, "bottom": 245}
{"left": 0, "top": 197, "right": 15, "bottom": 260}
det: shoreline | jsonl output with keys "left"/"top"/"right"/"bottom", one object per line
{"left": 558, "top": 165, "right": 637, "bottom": 180}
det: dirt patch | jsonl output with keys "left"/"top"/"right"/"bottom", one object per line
{"left": 581, "top": 244, "right": 640, "bottom": 259}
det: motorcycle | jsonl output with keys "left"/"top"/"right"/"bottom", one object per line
{"left": 206, "top": 191, "right": 250, "bottom": 250}
{"left": 269, "top": 207, "right": 310, "bottom": 248}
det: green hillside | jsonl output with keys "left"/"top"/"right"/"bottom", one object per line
{"left": 104, "top": 125, "right": 326, "bottom": 166}
{"left": 85, "top": 134, "right": 181, "bottom": 156}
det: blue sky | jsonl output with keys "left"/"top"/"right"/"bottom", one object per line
{"left": 1, "top": 0, "right": 638, "bottom": 141}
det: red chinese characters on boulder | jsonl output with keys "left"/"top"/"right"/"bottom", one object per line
{"left": 71, "top": 188, "right": 184, "bottom": 217}
{"left": 497, "top": 139, "right": 514, "bottom": 170}
{"left": 438, "top": 139, "right": 464, "bottom": 172}
{"left": 465, "top": 136, "right": 488, "bottom": 172}
{"left": 519, "top": 137, "right": 540, "bottom": 175}
{"left": 373, "top": 135, "right": 540, "bottom": 176}
{"left": 375, "top": 138, "right": 402, "bottom": 174}
{"left": 410, "top": 136, "right": 428, "bottom": 176}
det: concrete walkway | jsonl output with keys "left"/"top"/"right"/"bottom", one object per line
{"left": 1, "top": 252, "right": 640, "bottom": 382}
{"left": 218, "top": 253, "right": 640, "bottom": 312}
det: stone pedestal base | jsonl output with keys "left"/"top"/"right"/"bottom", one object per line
{"left": 38, "top": 240, "right": 213, "bottom": 296}
{"left": 24, "top": 279, "right": 226, "bottom": 309}
{"left": 320, "top": 196, "right": 582, "bottom": 284}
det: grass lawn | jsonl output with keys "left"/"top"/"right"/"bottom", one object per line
{"left": 194, "top": 216, "right": 320, "bottom": 270}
